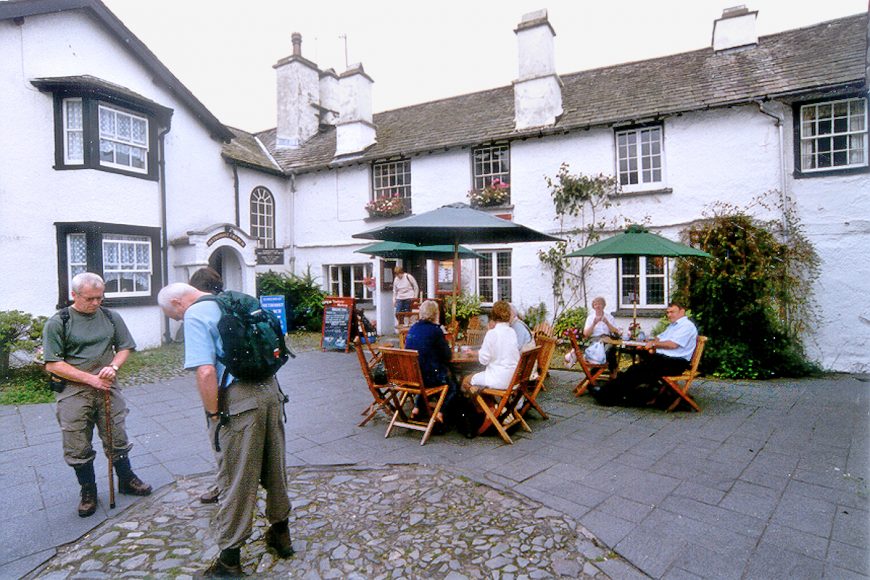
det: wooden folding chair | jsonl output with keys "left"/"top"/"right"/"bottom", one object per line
{"left": 473, "top": 346, "right": 540, "bottom": 444}
{"left": 464, "top": 327, "right": 487, "bottom": 347}
{"left": 658, "top": 336, "right": 707, "bottom": 412}
{"left": 532, "top": 321, "right": 554, "bottom": 339}
{"left": 569, "top": 332, "right": 609, "bottom": 397}
{"left": 379, "top": 347, "right": 449, "bottom": 445}
{"left": 520, "top": 335, "right": 556, "bottom": 420}
{"left": 354, "top": 338, "right": 390, "bottom": 427}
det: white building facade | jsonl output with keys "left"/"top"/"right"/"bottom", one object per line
{"left": 1, "top": 2, "right": 867, "bottom": 372}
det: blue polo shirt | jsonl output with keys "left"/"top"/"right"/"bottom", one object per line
{"left": 183, "top": 300, "right": 234, "bottom": 386}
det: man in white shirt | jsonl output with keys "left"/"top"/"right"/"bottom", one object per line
{"left": 592, "top": 301, "right": 697, "bottom": 406}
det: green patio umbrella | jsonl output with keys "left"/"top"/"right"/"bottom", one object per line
{"left": 355, "top": 241, "right": 485, "bottom": 260}
{"left": 354, "top": 202, "right": 562, "bottom": 323}
{"left": 566, "top": 224, "right": 712, "bottom": 330}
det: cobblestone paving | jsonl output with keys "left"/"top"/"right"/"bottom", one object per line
{"left": 31, "top": 465, "right": 618, "bottom": 579}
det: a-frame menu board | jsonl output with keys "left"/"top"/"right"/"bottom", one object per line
{"left": 321, "top": 296, "right": 355, "bottom": 352}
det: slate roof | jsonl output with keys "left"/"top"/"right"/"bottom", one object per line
{"left": 225, "top": 13, "right": 868, "bottom": 176}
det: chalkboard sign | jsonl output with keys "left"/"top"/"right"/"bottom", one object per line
{"left": 321, "top": 296, "right": 355, "bottom": 352}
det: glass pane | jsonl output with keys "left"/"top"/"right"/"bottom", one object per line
{"left": 479, "top": 255, "right": 492, "bottom": 277}
{"left": 68, "top": 234, "right": 87, "bottom": 264}
{"left": 120, "top": 243, "right": 135, "bottom": 268}
{"left": 496, "top": 252, "right": 511, "bottom": 276}
{"left": 99, "top": 108, "right": 115, "bottom": 136}
{"left": 497, "top": 279, "right": 511, "bottom": 303}
{"left": 647, "top": 277, "right": 664, "bottom": 304}
{"left": 621, "top": 257, "right": 639, "bottom": 276}
{"left": 479, "top": 279, "right": 493, "bottom": 303}
{"left": 646, "top": 256, "right": 665, "bottom": 275}
{"left": 131, "top": 147, "right": 145, "bottom": 169}
{"left": 103, "top": 242, "right": 119, "bottom": 268}
{"left": 104, "top": 273, "right": 121, "bottom": 293}
{"left": 70, "top": 264, "right": 87, "bottom": 278}
{"left": 67, "top": 132, "right": 83, "bottom": 161}
{"left": 135, "top": 244, "right": 150, "bottom": 268}
{"left": 100, "top": 140, "right": 114, "bottom": 163}
{"left": 117, "top": 114, "right": 131, "bottom": 140}
{"left": 66, "top": 100, "right": 82, "bottom": 129}
{"left": 132, "top": 118, "right": 147, "bottom": 144}
{"left": 116, "top": 143, "right": 131, "bottom": 166}
{"left": 622, "top": 277, "right": 639, "bottom": 305}
{"left": 135, "top": 272, "right": 149, "bottom": 292}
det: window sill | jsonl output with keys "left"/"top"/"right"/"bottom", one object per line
{"left": 470, "top": 203, "right": 514, "bottom": 212}
{"left": 614, "top": 308, "right": 664, "bottom": 318}
{"left": 617, "top": 187, "right": 672, "bottom": 199}
{"left": 364, "top": 211, "right": 412, "bottom": 222}
{"left": 792, "top": 166, "right": 869, "bottom": 179}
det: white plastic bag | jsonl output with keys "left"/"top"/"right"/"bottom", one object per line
{"left": 584, "top": 341, "right": 606, "bottom": 364}
{"left": 564, "top": 349, "right": 577, "bottom": 368}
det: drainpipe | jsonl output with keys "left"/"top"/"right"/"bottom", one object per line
{"left": 233, "top": 164, "right": 240, "bottom": 227}
{"left": 158, "top": 126, "right": 172, "bottom": 343}
{"left": 756, "top": 100, "right": 790, "bottom": 238}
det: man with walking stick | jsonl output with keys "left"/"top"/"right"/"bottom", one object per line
{"left": 43, "top": 272, "right": 152, "bottom": 517}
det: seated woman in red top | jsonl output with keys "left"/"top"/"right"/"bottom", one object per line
{"left": 404, "top": 299, "right": 456, "bottom": 424}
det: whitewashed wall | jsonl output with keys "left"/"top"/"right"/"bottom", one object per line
{"left": 0, "top": 11, "right": 234, "bottom": 349}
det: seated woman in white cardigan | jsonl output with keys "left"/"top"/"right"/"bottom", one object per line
{"left": 462, "top": 300, "right": 520, "bottom": 393}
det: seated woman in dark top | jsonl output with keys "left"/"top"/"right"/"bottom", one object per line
{"left": 404, "top": 299, "right": 456, "bottom": 424}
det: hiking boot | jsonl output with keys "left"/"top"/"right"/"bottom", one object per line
{"left": 265, "top": 521, "right": 295, "bottom": 558}
{"left": 200, "top": 557, "right": 244, "bottom": 578}
{"left": 78, "top": 483, "right": 98, "bottom": 518}
{"left": 200, "top": 486, "right": 220, "bottom": 504}
{"left": 118, "top": 476, "right": 152, "bottom": 496}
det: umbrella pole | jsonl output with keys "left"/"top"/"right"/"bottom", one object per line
{"left": 633, "top": 271, "right": 639, "bottom": 335}
{"left": 451, "top": 243, "right": 459, "bottom": 328}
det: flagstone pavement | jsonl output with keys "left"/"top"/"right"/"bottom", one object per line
{"left": 0, "top": 350, "right": 867, "bottom": 579}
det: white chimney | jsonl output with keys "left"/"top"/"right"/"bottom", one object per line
{"left": 513, "top": 9, "right": 563, "bottom": 131}
{"left": 335, "top": 63, "right": 376, "bottom": 156}
{"left": 712, "top": 6, "right": 758, "bottom": 52}
{"left": 274, "top": 33, "right": 320, "bottom": 148}
{"left": 318, "top": 69, "right": 340, "bottom": 127}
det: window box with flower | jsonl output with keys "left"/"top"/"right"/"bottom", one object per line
{"left": 467, "top": 178, "right": 511, "bottom": 208}
{"left": 365, "top": 195, "right": 409, "bottom": 218}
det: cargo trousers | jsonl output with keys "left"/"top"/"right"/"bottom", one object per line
{"left": 55, "top": 385, "right": 132, "bottom": 467}
{"left": 208, "top": 377, "right": 290, "bottom": 550}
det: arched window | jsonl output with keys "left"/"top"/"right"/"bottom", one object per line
{"left": 250, "top": 186, "right": 275, "bottom": 248}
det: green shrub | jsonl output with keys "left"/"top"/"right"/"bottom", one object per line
{"left": 444, "top": 291, "right": 482, "bottom": 328}
{"left": 0, "top": 310, "right": 46, "bottom": 376}
{"left": 674, "top": 194, "right": 821, "bottom": 378}
{"left": 553, "top": 306, "right": 587, "bottom": 338}
{"left": 522, "top": 302, "right": 548, "bottom": 329}
{"left": 257, "top": 268, "right": 326, "bottom": 332}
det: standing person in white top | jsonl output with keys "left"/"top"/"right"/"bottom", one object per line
{"left": 463, "top": 301, "right": 520, "bottom": 391}
{"left": 392, "top": 266, "right": 419, "bottom": 322}
{"left": 583, "top": 296, "right": 621, "bottom": 375}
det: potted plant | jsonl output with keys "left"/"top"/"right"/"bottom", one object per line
{"left": 365, "top": 194, "right": 407, "bottom": 218}
{"left": 467, "top": 178, "right": 510, "bottom": 208}
{"left": 444, "top": 291, "right": 483, "bottom": 337}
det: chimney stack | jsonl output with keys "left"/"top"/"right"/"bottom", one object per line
{"left": 274, "top": 33, "right": 320, "bottom": 148}
{"left": 712, "top": 5, "right": 758, "bottom": 52}
{"left": 334, "top": 63, "right": 376, "bottom": 157}
{"left": 513, "top": 9, "right": 563, "bottom": 131}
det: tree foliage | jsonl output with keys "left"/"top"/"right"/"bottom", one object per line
{"left": 673, "top": 192, "right": 821, "bottom": 379}
{"left": 538, "top": 163, "right": 620, "bottom": 321}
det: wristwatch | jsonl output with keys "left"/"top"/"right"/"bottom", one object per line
{"left": 111, "top": 364, "right": 120, "bottom": 372}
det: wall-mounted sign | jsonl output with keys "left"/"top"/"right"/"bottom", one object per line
{"left": 207, "top": 230, "right": 246, "bottom": 247}
{"left": 256, "top": 248, "right": 285, "bottom": 265}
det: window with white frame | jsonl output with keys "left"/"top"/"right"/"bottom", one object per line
{"left": 328, "top": 264, "right": 373, "bottom": 301}
{"left": 55, "top": 222, "right": 161, "bottom": 307}
{"left": 250, "top": 186, "right": 275, "bottom": 248}
{"left": 372, "top": 159, "right": 411, "bottom": 210}
{"left": 63, "top": 99, "right": 84, "bottom": 164}
{"left": 477, "top": 251, "right": 511, "bottom": 304}
{"left": 472, "top": 144, "right": 510, "bottom": 190}
{"left": 798, "top": 97, "right": 867, "bottom": 173}
{"left": 618, "top": 256, "right": 668, "bottom": 309}
{"left": 101, "top": 234, "right": 152, "bottom": 297}
{"left": 615, "top": 125, "right": 664, "bottom": 190}
{"left": 98, "top": 105, "right": 149, "bottom": 173}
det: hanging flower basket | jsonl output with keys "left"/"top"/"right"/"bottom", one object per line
{"left": 468, "top": 178, "right": 510, "bottom": 208}
{"left": 365, "top": 196, "right": 407, "bottom": 218}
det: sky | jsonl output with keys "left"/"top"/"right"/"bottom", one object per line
{"left": 101, "top": 0, "right": 868, "bottom": 133}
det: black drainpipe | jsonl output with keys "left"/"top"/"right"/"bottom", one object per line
{"left": 159, "top": 126, "right": 172, "bottom": 343}
{"left": 233, "top": 164, "right": 240, "bottom": 227}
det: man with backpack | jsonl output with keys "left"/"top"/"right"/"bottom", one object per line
{"left": 158, "top": 282, "right": 293, "bottom": 577}
{"left": 42, "top": 272, "right": 152, "bottom": 518}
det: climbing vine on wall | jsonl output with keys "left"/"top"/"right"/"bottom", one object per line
{"left": 538, "top": 163, "right": 621, "bottom": 322}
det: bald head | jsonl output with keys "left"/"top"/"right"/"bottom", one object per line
{"left": 158, "top": 282, "right": 207, "bottom": 320}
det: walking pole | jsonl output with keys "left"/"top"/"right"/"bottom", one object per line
{"left": 104, "top": 389, "right": 115, "bottom": 509}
